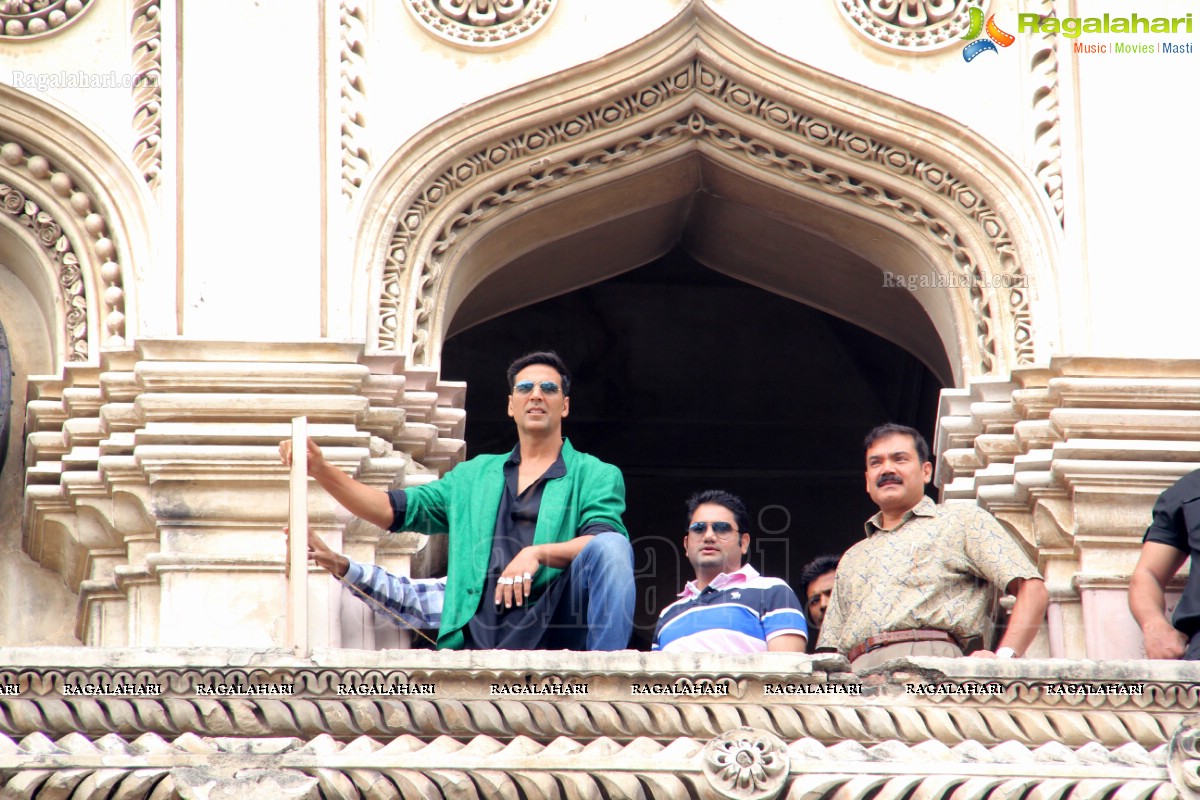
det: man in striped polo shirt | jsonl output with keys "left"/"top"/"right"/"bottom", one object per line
{"left": 652, "top": 490, "right": 808, "bottom": 653}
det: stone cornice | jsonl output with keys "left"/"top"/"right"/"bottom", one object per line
{"left": 1, "top": 650, "right": 1196, "bottom": 750}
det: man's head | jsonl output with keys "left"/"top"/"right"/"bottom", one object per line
{"left": 506, "top": 351, "right": 571, "bottom": 437}
{"left": 683, "top": 490, "right": 750, "bottom": 588}
{"left": 798, "top": 554, "right": 840, "bottom": 628}
{"left": 863, "top": 423, "right": 932, "bottom": 516}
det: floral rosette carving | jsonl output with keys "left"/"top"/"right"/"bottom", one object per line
{"left": 404, "top": 0, "right": 556, "bottom": 49}
{"left": 702, "top": 727, "right": 789, "bottom": 800}
{"left": 0, "top": 0, "right": 94, "bottom": 39}
{"left": 837, "top": 0, "right": 987, "bottom": 52}
{"left": 1169, "top": 716, "right": 1200, "bottom": 799}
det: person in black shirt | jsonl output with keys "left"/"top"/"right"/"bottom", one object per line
{"left": 1129, "top": 469, "right": 1200, "bottom": 659}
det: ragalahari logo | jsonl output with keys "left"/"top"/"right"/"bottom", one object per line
{"left": 960, "top": 7, "right": 1015, "bottom": 61}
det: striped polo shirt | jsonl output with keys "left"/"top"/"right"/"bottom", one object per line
{"left": 653, "top": 564, "right": 808, "bottom": 653}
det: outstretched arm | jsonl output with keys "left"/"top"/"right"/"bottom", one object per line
{"left": 307, "top": 529, "right": 444, "bottom": 629}
{"left": 281, "top": 437, "right": 394, "bottom": 530}
{"left": 1130, "top": 541, "right": 1189, "bottom": 659}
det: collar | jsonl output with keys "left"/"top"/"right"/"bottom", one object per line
{"left": 678, "top": 564, "right": 760, "bottom": 598}
{"left": 504, "top": 441, "right": 567, "bottom": 480}
{"left": 865, "top": 494, "right": 937, "bottom": 536}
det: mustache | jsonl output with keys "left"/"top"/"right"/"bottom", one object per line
{"left": 876, "top": 473, "right": 902, "bottom": 487}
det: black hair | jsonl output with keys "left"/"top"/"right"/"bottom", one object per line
{"left": 863, "top": 423, "right": 931, "bottom": 465}
{"left": 685, "top": 489, "right": 751, "bottom": 534}
{"left": 506, "top": 351, "right": 571, "bottom": 396}
{"left": 798, "top": 554, "right": 841, "bottom": 600}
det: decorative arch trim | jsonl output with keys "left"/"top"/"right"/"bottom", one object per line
{"left": 0, "top": 86, "right": 154, "bottom": 366}
{"left": 357, "top": 0, "right": 1062, "bottom": 380}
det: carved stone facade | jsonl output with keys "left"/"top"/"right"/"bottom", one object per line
{"left": 366, "top": 6, "right": 1058, "bottom": 379}
{"left": 21, "top": 339, "right": 464, "bottom": 647}
{"left": 0, "top": 0, "right": 1196, "bottom": 793}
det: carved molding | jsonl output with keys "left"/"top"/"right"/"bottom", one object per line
{"left": 1026, "top": 0, "right": 1064, "bottom": 225}
{"left": 1, "top": 659, "right": 1196, "bottom": 749}
{"left": 1, "top": 84, "right": 154, "bottom": 366}
{"left": 130, "top": 2, "right": 162, "bottom": 191}
{"left": 0, "top": 0, "right": 94, "bottom": 39}
{"left": 0, "top": 183, "right": 88, "bottom": 361}
{"left": 404, "top": 0, "right": 557, "bottom": 49}
{"left": 368, "top": 4, "right": 1057, "bottom": 378}
{"left": 0, "top": 138, "right": 127, "bottom": 359}
{"left": 835, "top": 0, "right": 984, "bottom": 52}
{"left": 340, "top": 0, "right": 369, "bottom": 199}
{"left": 0, "top": 727, "right": 1177, "bottom": 800}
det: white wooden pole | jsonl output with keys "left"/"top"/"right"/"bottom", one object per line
{"left": 287, "top": 416, "right": 309, "bottom": 656}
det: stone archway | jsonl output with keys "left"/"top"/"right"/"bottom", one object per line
{"left": 0, "top": 85, "right": 153, "bottom": 367}
{"left": 357, "top": 1, "right": 1063, "bottom": 385}
{"left": 1, "top": 85, "right": 153, "bottom": 647}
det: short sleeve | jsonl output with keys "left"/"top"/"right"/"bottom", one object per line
{"left": 961, "top": 508, "right": 1041, "bottom": 593}
{"left": 1143, "top": 478, "right": 1198, "bottom": 553}
{"left": 761, "top": 583, "right": 808, "bottom": 641}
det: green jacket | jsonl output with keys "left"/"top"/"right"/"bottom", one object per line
{"left": 403, "top": 439, "right": 627, "bottom": 650}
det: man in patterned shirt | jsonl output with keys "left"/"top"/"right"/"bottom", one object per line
{"left": 653, "top": 490, "right": 808, "bottom": 653}
{"left": 817, "top": 424, "right": 1047, "bottom": 670}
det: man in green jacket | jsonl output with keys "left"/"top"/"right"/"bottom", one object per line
{"left": 282, "top": 351, "right": 635, "bottom": 650}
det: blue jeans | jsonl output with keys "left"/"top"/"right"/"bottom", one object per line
{"left": 542, "top": 531, "right": 634, "bottom": 650}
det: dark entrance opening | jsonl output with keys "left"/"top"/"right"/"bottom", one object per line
{"left": 441, "top": 250, "right": 946, "bottom": 649}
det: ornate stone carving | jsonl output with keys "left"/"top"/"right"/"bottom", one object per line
{"left": 836, "top": 0, "right": 984, "bottom": 52}
{"left": 1, "top": 657, "right": 1196, "bottom": 750}
{"left": 0, "top": 174, "right": 91, "bottom": 360}
{"left": 1027, "top": 0, "right": 1064, "bottom": 225}
{"left": 376, "top": 46, "right": 1035, "bottom": 375}
{"left": 2, "top": 85, "right": 151, "bottom": 365}
{"left": 0, "top": 0, "right": 93, "bottom": 39}
{"left": 703, "top": 727, "right": 789, "bottom": 800}
{"left": 1169, "top": 716, "right": 1200, "bottom": 800}
{"left": 0, "top": 726, "right": 1176, "bottom": 800}
{"left": 340, "top": 0, "right": 369, "bottom": 199}
{"left": 130, "top": 2, "right": 162, "bottom": 190}
{"left": 404, "top": 0, "right": 556, "bottom": 49}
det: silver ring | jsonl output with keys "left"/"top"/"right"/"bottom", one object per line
{"left": 522, "top": 572, "right": 533, "bottom": 581}
{"left": 498, "top": 576, "right": 514, "bottom": 585}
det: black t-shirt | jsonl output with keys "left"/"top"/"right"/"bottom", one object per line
{"left": 1143, "top": 469, "right": 1200, "bottom": 634}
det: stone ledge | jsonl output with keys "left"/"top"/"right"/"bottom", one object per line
{"left": 1, "top": 650, "right": 1195, "bottom": 748}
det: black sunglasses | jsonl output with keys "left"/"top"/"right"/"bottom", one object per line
{"left": 513, "top": 380, "right": 561, "bottom": 395}
{"left": 687, "top": 521, "right": 741, "bottom": 538}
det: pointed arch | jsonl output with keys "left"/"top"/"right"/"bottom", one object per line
{"left": 356, "top": 1, "right": 1062, "bottom": 382}
{"left": 0, "top": 85, "right": 154, "bottom": 367}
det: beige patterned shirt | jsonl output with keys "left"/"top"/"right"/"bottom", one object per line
{"left": 816, "top": 496, "right": 1041, "bottom": 655}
